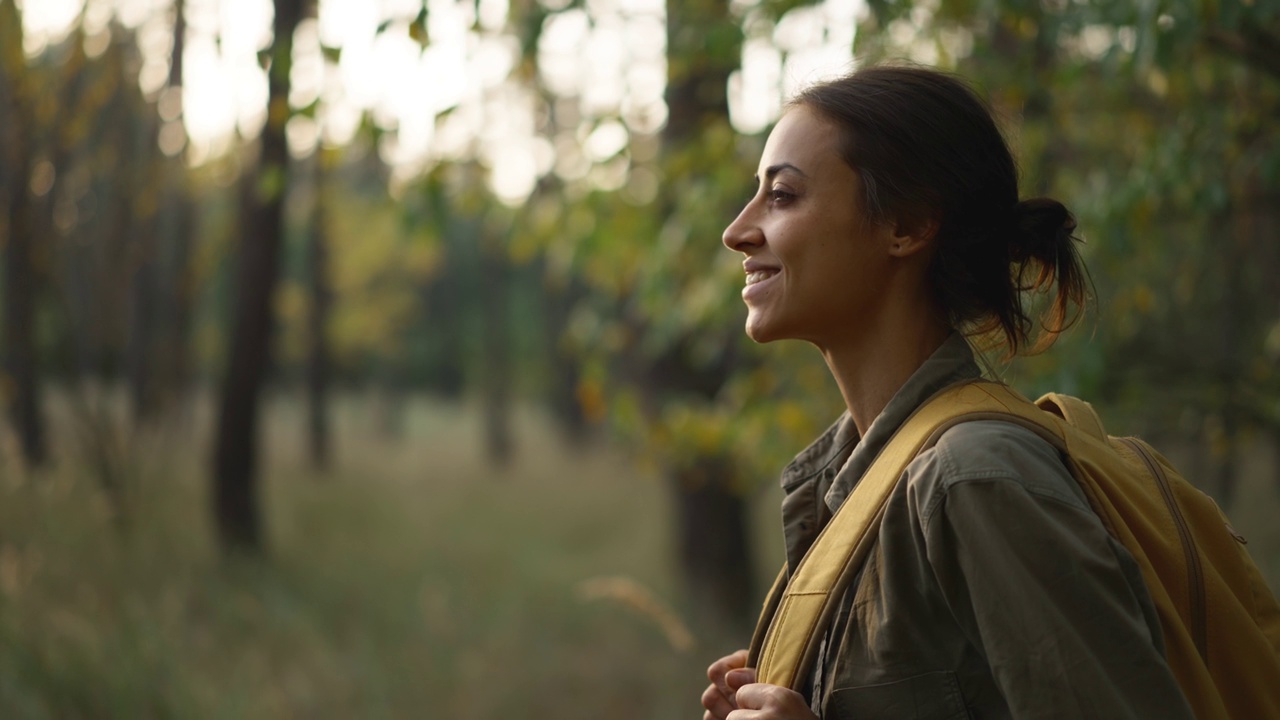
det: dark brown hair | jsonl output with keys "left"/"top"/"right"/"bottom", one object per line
{"left": 791, "top": 65, "right": 1090, "bottom": 356}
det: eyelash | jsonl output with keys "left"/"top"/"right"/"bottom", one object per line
{"left": 767, "top": 188, "right": 795, "bottom": 204}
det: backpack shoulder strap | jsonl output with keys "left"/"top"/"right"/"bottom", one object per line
{"left": 1036, "top": 392, "right": 1108, "bottom": 442}
{"left": 751, "top": 380, "right": 1068, "bottom": 688}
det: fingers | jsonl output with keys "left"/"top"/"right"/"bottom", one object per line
{"left": 725, "top": 667, "right": 757, "bottom": 691}
{"left": 707, "top": 650, "right": 749, "bottom": 682}
{"left": 706, "top": 649, "right": 750, "bottom": 706}
{"left": 701, "top": 683, "right": 736, "bottom": 720}
{"left": 728, "top": 683, "right": 818, "bottom": 720}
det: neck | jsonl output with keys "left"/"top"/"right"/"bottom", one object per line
{"left": 819, "top": 300, "right": 951, "bottom": 437}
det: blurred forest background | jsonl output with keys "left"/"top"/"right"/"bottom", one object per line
{"left": 1, "top": 0, "right": 1278, "bottom": 717}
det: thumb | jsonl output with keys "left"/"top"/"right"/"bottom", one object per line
{"left": 725, "top": 668, "right": 757, "bottom": 690}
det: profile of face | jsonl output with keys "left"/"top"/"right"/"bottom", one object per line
{"left": 722, "top": 105, "right": 906, "bottom": 351}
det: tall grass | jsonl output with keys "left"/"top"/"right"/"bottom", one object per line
{"left": 0, "top": 392, "right": 740, "bottom": 719}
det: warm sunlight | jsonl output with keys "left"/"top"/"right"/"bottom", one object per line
{"left": 21, "top": 0, "right": 855, "bottom": 203}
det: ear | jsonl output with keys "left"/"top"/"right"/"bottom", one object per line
{"left": 886, "top": 214, "right": 938, "bottom": 258}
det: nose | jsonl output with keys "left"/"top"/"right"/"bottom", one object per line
{"left": 722, "top": 200, "right": 763, "bottom": 253}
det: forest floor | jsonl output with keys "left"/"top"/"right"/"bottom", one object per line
{"left": 0, "top": 389, "right": 1276, "bottom": 719}
{"left": 0, "top": 390, "right": 778, "bottom": 720}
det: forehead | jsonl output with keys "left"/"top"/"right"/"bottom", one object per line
{"left": 758, "top": 106, "right": 845, "bottom": 176}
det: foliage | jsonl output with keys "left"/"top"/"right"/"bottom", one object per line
{"left": 6, "top": 0, "right": 1268, "bottom": 487}
{"left": 277, "top": 163, "right": 441, "bottom": 373}
{"left": 484, "top": 0, "right": 849, "bottom": 486}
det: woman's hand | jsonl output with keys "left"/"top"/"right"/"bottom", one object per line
{"left": 702, "top": 650, "right": 818, "bottom": 720}
{"left": 702, "top": 649, "right": 749, "bottom": 720}
{"left": 727, "top": 681, "right": 819, "bottom": 720}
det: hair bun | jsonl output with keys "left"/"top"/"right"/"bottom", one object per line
{"left": 1009, "top": 198, "right": 1077, "bottom": 262}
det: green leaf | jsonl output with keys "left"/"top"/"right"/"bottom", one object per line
{"left": 410, "top": 6, "right": 429, "bottom": 45}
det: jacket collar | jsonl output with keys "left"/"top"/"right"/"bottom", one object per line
{"left": 778, "top": 332, "right": 983, "bottom": 512}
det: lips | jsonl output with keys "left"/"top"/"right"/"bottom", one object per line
{"left": 741, "top": 266, "right": 779, "bottom": 303}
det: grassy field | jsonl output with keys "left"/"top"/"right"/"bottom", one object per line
{"left": 0, "top": 390, "right": 1276, "bottom": 719}
{"left": 0, "top": 392, "right": 774, "bottom": 720}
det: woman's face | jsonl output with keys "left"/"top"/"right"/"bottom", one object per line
{"left": 722, "top": 105, "right": 898, "bottom": 349}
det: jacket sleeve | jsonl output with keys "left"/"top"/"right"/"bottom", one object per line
{"left": 918, "top": 422, "right": 1195, "bottom": 720}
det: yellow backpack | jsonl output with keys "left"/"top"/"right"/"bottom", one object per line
{"left": 747, "top": 380, "right": 1280, "bottom": 719}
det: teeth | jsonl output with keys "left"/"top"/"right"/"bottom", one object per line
{"left": 745, "top": 270, "right": 776, "bottom": 285}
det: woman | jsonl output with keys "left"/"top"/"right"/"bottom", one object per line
{"left": 701, "top": 66, "right": 1195, "bottom": 719}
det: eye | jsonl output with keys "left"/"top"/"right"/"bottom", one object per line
{"left": 768, "top": 187, "right": 796, "bottom": 204}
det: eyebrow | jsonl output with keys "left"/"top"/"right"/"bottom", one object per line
{"left": 754, "top": 162, "right": 806, "bottom": 183}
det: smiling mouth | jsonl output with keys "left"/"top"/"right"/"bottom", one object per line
{"left": 745, "top": 270, "right": 778, "bottom": 286}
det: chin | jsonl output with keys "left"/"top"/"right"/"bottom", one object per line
{"left": 744, "top": 314, "right": 787, "bottom": 344}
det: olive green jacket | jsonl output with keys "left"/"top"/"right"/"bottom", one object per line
{"left": 776, "top": 333, "right": 1195, "bottom": 719}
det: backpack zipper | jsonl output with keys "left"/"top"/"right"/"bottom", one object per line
{"left": 1118, "top": 437, "right": 1208, "bottom": 662}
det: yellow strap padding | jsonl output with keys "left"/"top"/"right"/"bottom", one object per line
{"left": 1036, "top": 392, "right": 1108, "bottom": 442}
{"left": 752, "top": 381, "right": 1052, "bottom": 688}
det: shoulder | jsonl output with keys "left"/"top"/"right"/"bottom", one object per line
{"left": 904, "top": 420, "right": 1088, "bottom": 526}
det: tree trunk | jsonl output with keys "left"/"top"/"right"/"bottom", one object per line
{"left": 132, "top": 0, "right": 193, "bottom": 427}
{"left": 1, "top": 135, "right": 46, "bottom": 469}
{"left": 0, "top": 0, "right": 48, "bottom": 469}
{"left": 660, "top": 0, "right": 753, "bottom": 632}
{"left": 212, "top": 0, "right": 305, "bottom": 552}
{"left": 306, "top": 151, "right": 333, "bottom": 470}
{"left": 423, "top": 264, "right": 466, "bottom": 398}
{"left": 542, "top": 273, "right": 590, "bottom": 446}
{"left": 480, "top": 237, "right": 513, "bottom": 466}
{"left": 1214, "top": 200, "right": 1251, "bottom": 505}
{"left": 158, "top": 192, "right": 195, "bottom": 425}
{"left": 672, "top": 457, "right": 754, "bottom": 630}
{"left": 128, "top": 184, "right": 161, "bottom": 425}
{"left": 162, "top": 0, "right": 195, "bottom": 425}
{"left": 126, "top": 42, "right": 166, "bottom": 427}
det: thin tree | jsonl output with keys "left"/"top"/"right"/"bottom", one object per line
{"left": 479, "top": 217, "right": 513, "bottom": 466}
{"left": 657, "top": 0, "right": 754, "bottom": 631}
{"left": 212, "top": 0, "right": 306, "bottom": 551}
{"left": 306, "top": 146, "right": 333, "bottom": 469}
{"left": 0, "top": 0, "right": 48, "bottom": 469}
{"left": 131, "top": 0, "right": 195, "bottom": 427}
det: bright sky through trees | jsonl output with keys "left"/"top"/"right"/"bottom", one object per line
{"left": 18, "top": 0, "right": 857, "bottom": 204}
